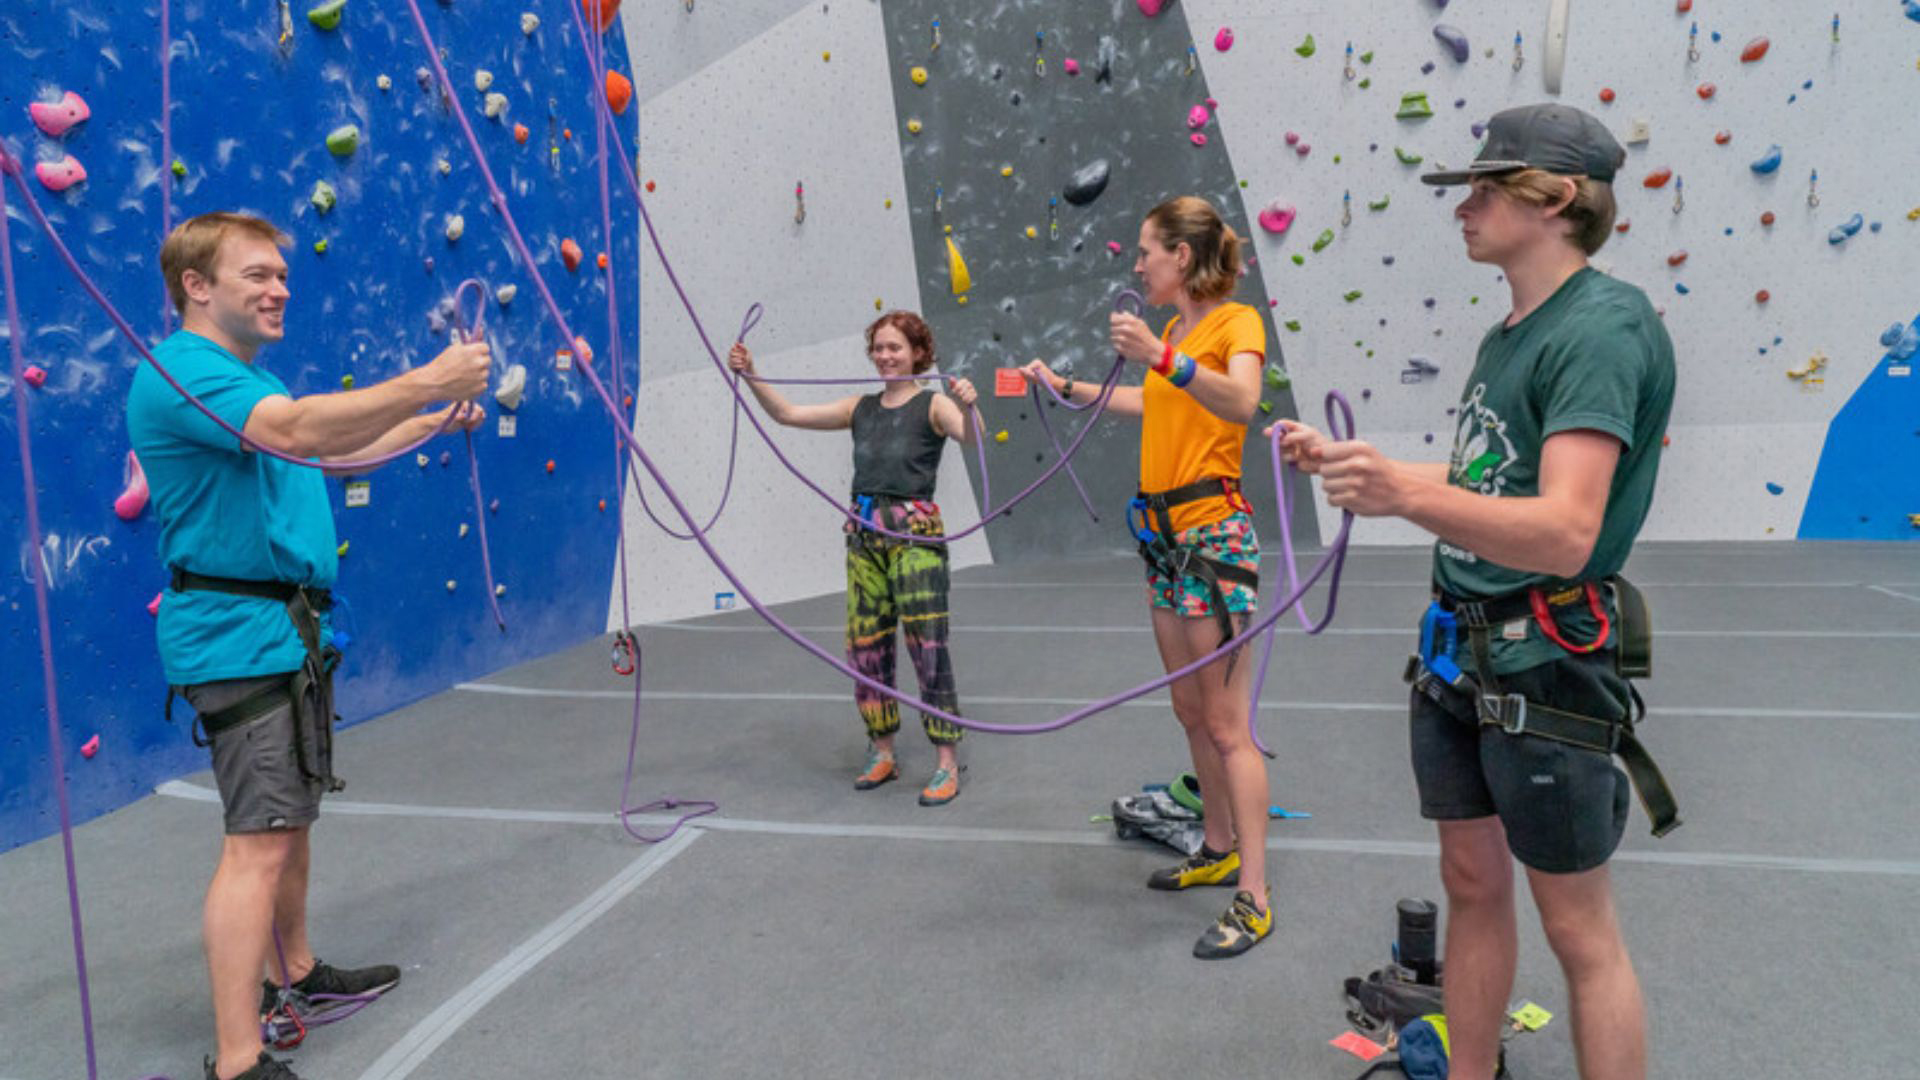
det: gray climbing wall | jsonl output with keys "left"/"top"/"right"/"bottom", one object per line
{"left": 879, "top": 0, "right": 1307, "bottom": 561}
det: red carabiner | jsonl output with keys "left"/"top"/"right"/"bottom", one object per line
{"left": 1529, "top": 582, "right": 1611, "bottom": 654}
{"left": 610, "top": 629, "right": 637, "bottom": 676}
{"left": 265, "top": 1004, "right": 308, "bottom": 1051}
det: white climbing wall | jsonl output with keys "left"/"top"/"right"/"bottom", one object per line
{"left": 1182, "top": 0, "right": 1919, "bottom": 544}
{"left": 614, "top": 0, "right": 990, "bottom": 628}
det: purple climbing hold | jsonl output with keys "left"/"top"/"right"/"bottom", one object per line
{"left": 1433, "top": 25, "right": 1470, "bottom": 63}
{"left": 1421, "top": 60, "right": 1436, "bottom": 75}
{"left": 1471, "top": 121, "right": 1488, "bottom": 138}
{"left": 1424, "top": 298, "right": 1437, "bottom": 308}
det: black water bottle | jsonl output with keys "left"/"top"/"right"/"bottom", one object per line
{"left": 1396, "top": 898, "right": 1439, "bottom": 985}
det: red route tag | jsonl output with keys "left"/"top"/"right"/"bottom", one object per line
{"left": 994, "top": 368, "right": 1027, "bottom": 397}
{"left": 1330, "top": 1032, "right": 1387, "bottom": 1062}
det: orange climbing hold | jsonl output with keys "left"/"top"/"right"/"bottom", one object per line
{"left": 1675, "top": 0, "right": 1692, "bottom": 11}
{"left": 561, "top": 237, "right": 583, "bottom": 271}
{"left": 1755, "top": 289, "right": 1771, "bottom": 304}
{"left": 1598, "top": 87, "right": 1616, "bottom": 103}
{"left": 604, "top": 71, "right": 633, "bottom": 115}
{"left": 514, "top": 123, "right": 529, "bottom": 144}
{"left": 1714, "top": 130, "right": 1732, "bottom": 145}
{"left": 1666, "top": 251, "right": 1688, "bottom": 267}
{"left": 596, "top": 252, "right": 609, "bottom": 269}
{"left": 1760, "top": 211, "right": 1776, "bottom": 226}
{"left": 1642, "top": 168, "right": 1673, "bottom": 189}
{"left": 1740, "top": 37, "right": 1769, "bottom": 63}
{"left": 581, "top": 0, "right": 621, "bottom": 34}
{"left": 546, "top": 459, "right": 557, "bottom": 474}
{"left": 1696, "top": 82, "right": 1716, "bottom": 100}
{"left": 644, "top": 179, "right": 655, "bottom": 192}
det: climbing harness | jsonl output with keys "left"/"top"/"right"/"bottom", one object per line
{"left": 1405, "top": 575, "right": 1679, "bottom": 836}
{"left": 1128, "top": 475, "right": 1261, "bottom": 650}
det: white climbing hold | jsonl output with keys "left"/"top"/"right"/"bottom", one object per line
{"left": 376, "top": 74, "right": 392, "bottom": 91}
{"left": 495, "top": 284, "right": 517, "bottom": 306}
{"left": 445, "top": 214, "right": 465, "bottom": 242}
{"left": 474, "top": 69, "right": 494, "bottom": 92}
{"left": 521, "top": 12, "right": 540, "bottom": 35}
{"left": 483, "top": 92, "right": 509, "bottom": 119}
{"left": 494, "top": 363, "right": 528, "bottom": 409}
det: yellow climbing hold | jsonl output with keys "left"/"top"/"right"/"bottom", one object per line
{"left": 907, "top": 119, "right": 923, "bottom": 134}
{"left": 884, "top": 199, "right": 893, "bottom": 208}
{"left": 1909, "top": 205, "right": 1920, "bottom": 222}
{"left": 822, "top": 51, "right": 831, "bottom": 62}
{"left": 1025, "top": 225, "right": 1038, "bottom": 239}
{"left": 336, "top": 541, "right": 349, "bottom": 557}
{"left": 946, "top": 235, "right": 972, "bottom": 295}
{"left": 875, "top": 298, "right": 884, "bottom": 310}
{"left": 911, "top": 66, "right": 929, "bottom": 85}
{"left": 1001, "top": 165, "right": 1014, "bottom": 177}
{"left": 994, "top": 430, "right": 1009, "bottom": 443}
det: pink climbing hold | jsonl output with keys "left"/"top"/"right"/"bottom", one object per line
{"left": 114, "top": 450, "right": 149, "bottom": 521}
{"left": 80, "top": 735, "right": 100, "bottom": 760}
{"left": 1284, "top": 131, "right": 1300, "bottom": 146}
{"left": 1257, "top": 200, "right": 1298, "bottom": 234}
{"left": 1106, "top": 240, "right": 1124, "bottom": 254}
{"left": 1063, "top": 58, "right": 1080, "bottom": 75}
{"left": 1190, "top": 133, "right": 1208, "bottom": 147}
{"left": 22, "top": 364, "right": 47, "bottom": 387}
{"left": 29, "top": 91, "right": 91, "bottom": 137}
{"left": 34, "top": 155, "right": 87, "bottom": 193}
{"left": 147, "top": 592, "right": 163, "bottom": 617}
{"left": 1295, "top": 142, "right": 1311, "bottom": 157}
{"left": 1187, "top": 104, "right": 1210, "bottom": 129}
{"left": 1215, "top": 28, "right": 1235, "bottom": 52}
{"left": 1136, "top": 0, "right": 1168, "bottom": 16}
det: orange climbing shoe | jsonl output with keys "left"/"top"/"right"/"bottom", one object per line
{"left": 853, "top": 748, "right": 898, "bottom": 791}
{"left": 917, "top": 766, "right": 961, "bottom": 806}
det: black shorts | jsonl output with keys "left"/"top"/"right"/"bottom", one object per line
{"left": 185, "top": 673, "right": 326, "bottom": 834}
{"left": 1410, "top": 651, "right": 1632, "bottom": 874}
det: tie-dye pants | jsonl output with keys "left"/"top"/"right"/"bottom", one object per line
{"left": 845, "top": 498, "right": 963, "bottom": 745}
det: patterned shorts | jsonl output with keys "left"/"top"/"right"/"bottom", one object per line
{"left": 1146, "top": 511, "right": 1260, "bottom": 616}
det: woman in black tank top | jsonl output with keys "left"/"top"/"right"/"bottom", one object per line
{"left": 730, "top": 311, "right": 980, "bottom": 806}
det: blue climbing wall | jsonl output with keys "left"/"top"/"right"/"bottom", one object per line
{"left": 1799, "top": 314, "right": 1920, "bottom": 540}
{"left": 0, "top": 0, "right": 640, "bottom": 852}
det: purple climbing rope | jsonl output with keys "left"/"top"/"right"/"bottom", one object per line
{"left": 406, "top": 0, "right": 1358, "bottom": 741}
{"left": 449, "top": 277, "right": 509, "bottom": 632}
{"left": 159, "top": 0, "right": 174, "bottom": 331}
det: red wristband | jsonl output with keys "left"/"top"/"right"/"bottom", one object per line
{"left": 1152, "top": 342, "right": 1174, "bottom": 376}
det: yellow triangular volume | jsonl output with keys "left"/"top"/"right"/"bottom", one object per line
{"left": 946, "top": 235, "right": 972, "bottom": 295}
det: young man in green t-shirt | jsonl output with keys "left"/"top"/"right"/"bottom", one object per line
{"left": 1275, "top": 105, "right": 1675, "bottom": 1079}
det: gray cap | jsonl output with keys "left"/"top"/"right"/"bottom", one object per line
{"left": 1422, "top": 103, "right": 1626, "bottom": 186}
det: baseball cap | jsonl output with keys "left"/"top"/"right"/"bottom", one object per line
{"left": 1422, "top": 103, "right": 1626, "bottom": 186}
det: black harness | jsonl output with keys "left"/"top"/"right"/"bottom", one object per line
{"left": 1128, "top": 476, "right": 1259, "bottom": 648}
{"left": 1406, "top": 575, "right": 1679, "bottom": 837}
{"left": 164, "top": 567, "right": 345, "bottom": 792}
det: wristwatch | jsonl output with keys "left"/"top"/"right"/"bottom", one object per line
{"left": 1061, "top": 377, "right": 1075, "bottom": 400}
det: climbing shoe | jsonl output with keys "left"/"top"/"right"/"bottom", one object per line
{"left": 1192, "top": 889, "right": 1272, "bottom": 959}
{"left": 261, "top": 958, "right": 400, "bottom": 1017}
{"left": 917, "top": 766, "right": 960, "bottom": 806}
{"left": 206, "top": 1052, "right": 304, "bottom": 1080}
{"left": 852, "top": 748, "right": 898, "bottom": 790}
{"left": 1146, "top": 846, "right": 1241, "bottom": 891}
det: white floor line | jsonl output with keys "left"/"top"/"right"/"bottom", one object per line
{"left": 1868, "top": 584, "right": 1920, "bottom": 606}
{"left": 449, "top": 683, "right": 1920, "bottom": 723}
{"left": 642, "top": 622, "right": 1920, "bottom": 641}
{"left": 353, "top": 829, "right": 700, "bottom": 1080}
{"left": 154, "top": 781, "right": 1920, "bottom": 879}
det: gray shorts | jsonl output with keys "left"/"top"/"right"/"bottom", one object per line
{"left": 1409, "top": 651, "right": 1632, "bottom": 874}
{"left": 185, "top": 674, "right": 326, "bottom": 834}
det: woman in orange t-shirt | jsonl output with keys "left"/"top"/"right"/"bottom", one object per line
{"left": 1023, "top": 196, "right": 1273, "bottom": 959}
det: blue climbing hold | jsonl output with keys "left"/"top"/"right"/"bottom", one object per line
{"left": 1765, "top": 482, "right": 1784, "bottom": 496}
{"left": 1750, "top": 145, "right": 1782, "bottom": 174}
{"left": 1882, "top": 322, "right": 1920, "bottom": 361}
{"left": 1906, "top": 0, "right": 1920, "bottom": 23}
{"left": 1675, "top": 283, "right": 1690, "bottom": 295}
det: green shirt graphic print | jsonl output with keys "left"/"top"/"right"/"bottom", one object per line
{"left": 1432, "top": 267, "right": 1677, "bottom": 675}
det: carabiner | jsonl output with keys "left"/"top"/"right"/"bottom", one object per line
{"left": 611, "top": 629, "right": 637, "bottom": 676}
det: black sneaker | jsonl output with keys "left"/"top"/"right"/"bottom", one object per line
{"left": 206, "top": 1051, "right": 303, "bottom": 1080}
{"left": 261, "top": 958, "right": 401, "bottom": 1016}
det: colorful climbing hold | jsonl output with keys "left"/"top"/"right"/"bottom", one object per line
{"left": 1187, "top": 104, "right": 1210, "bottom": 129}
{"left": 483, "top": 93, "right": 509, "bottom": 120}
{"left": 1714, "top": 130, "right": 1732, "bottom": 145}
{"left": 1750, "top": 145, "right": 1783, "bottom": 174}
{"left": 114, "top": 451, "right": 149, "bottom": 521}
{"left": 171, "top": 160, "right": 187, "bottom": 177}
{"left": 1433, "top": 25, "right": 1470, "bottom": 63}
{"left": 1343, "top": 290, "right": 1364, "bottom": 303}
{"left": 1296, "top": 35, "right": 1317, "bottom": 58}
{"left": 1394, "top": 147, "right": 1424, "bottom": 165}
{"left": 1189, "top": 133, "right": 1208, "bottom": 147}
{"left": 310, "top": 180, "right": 337, "bottom": 214}
{"left": 325, "top": 124, "right": 360, "bottom": 157}
{"left": 1598, "top": 87, "right": 1615, "bottom": 103}
{"left": 1643, "top": 167, "right": 1674, "bottom": 189}
{"left": 946, "top": 235, "right": 972, "bottom": 294}
{"left": 1311, "top": 229, "right": 1335, "bottom": 253}
{"left": 993, "top": 430, "right": 1009, "bottom": 443}
{"left": 561, "top": 237, "right": 583, "bottom": 270}
{"left": 1740, "top": 37, "right": 1770, "bottom": 63}
{"left": 1666, "top": 251, "right": 1688, "bottom": 267}
{"left": 34, "top": 156, "right": 86, "bottom": 192}
{"left": 21, "top": 364, "right": 47, "bottom": 387}
{"left": 1063, "top": 58, "right": 1080, "bottom": 76}
{"left": 514, "top": 123, "right": 530, "bottom": 144}
{"left": 445, "top": 215, "right": 465, "bottom": 243}
{"left": 1760, "top": 211, "right": 1776, "bottom": 226}
{"left": 474, "top": 70, "right": 495, "bottom": 93}
{"left": 911, "top": 66, "right": 929, "bottom": 86}
{"left": 80, "top": 734, "right": 100, "bottom": 759}
{"left": 376, "top": 74, "right": 392, "bottom": 91}
{"left": 1215, "top": 27, "right": 1234, "bottom": 52}
{"left": 1754, "top": 289, "right": 1770, "bottom": 304}
{"left": 28, "top": 90, "right": 91, "bottom": 138}
{"left": 1257, "top": 200, "right": 1297, "bottom": 234}
{"left": 1696, "top": 82, "right": 1716, "bottom": 100}
{"left": 580, "top": 0, "right": 621, "bottom": 34}
{"left": 1396, "top": 92, "right": 1434, "bottom": 120}
{"left": 521, "top": 12, "right": 540, "bottom": 35}
{"left": 1765, "top": 482, "right": 1784, "bottom": 495}
{"left": 604, "top": 71, "right": 633, "bottom": 115}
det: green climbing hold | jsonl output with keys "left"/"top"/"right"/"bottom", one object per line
{"left": 1333, "top": 155, "right": 1342, "bottom": 164}
{"left": 1239, "top": 179, "right": 1248, "bottom": 188}
{"left": 1397, "top": 92, "right": 1434, "bottom": 120}
{"left": 1283, "top": 319, "right": 1302, "bottom": 332}
{"left": 310, "top": 180, "right": 337, "bottom": 214}
{"left": 1358, "top": 77, "right": 1372, "bottom": 90}
{"left": 1290, "top": 254, "right": 1306, "bottom": 266}
{"left": 1359, "top": 50, "right": 1374, "bottom": 64}
{"left": 1369, "top": 195, "right": 1390, "bottom": 211}
{"left": 1295, "top": 34, "right": 1317, "bottom": 58}
{"left": 313, "top": 239, "right": 329, "bottom": 254}
{"left": 1343, "top": 290, "right": 1363, "bottom": 302}
{"left": 340, "top": 374, "right": 353, "bottom": 389}
{"left": 325, "top": 124, "right": 360, "bottom": 157}
{"left": 1311, "top": 228, "right": 1335, "bottom": 253}
{"left": 1470, "top": 296, "right": 1480, "bottom": 304}
{"left": 307, "top": 0, "right": 346, "bottom": 30}
{"left": 1259, "top": 400, "right": 1273, "bottom": 415}
{"left": 1394, "top": 146, "right": 1424, "bottom": 165}
{"left": 1270, "top": 370, "right": 1292, "bottom": 389}
{"left": 171, "top": 160, "right": 187, "bottom": 177}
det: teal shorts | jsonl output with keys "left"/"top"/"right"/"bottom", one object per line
{"left": 1145, "top": 511, "right": 1260, "bottom": 617}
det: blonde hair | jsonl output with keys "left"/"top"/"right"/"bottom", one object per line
{"left": 1486, "top": 170, "right": 1617, "bottom": 255}
{"left": 160, "top": 213, "right": 290, "bottom": 313}
{"left": 1143, "top": 196, "right": 1243, "bottom": 303}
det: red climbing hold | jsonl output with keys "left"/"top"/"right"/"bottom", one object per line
{"left": 1714, "top": 131, "right": 1732, "bottom": 145}
{"left": 1740, "top": 37, "right": 1770, "bottom": 63}
{"left": 1760, "top": 211, "right": 1776, "bottom": 226}
{"left": 514, "top": 123, "right": 530, "bottom": 144}
{"left": 581, "top": 0, "right": 621, "bottom": 34}
{"left": 1642, "top": 168, "right": 1673, "bottom": 189}
{"left": 1598, "top": 87, "right": 1616, "bottom": 104}
{"left": 1667, "top": 251, "right": 1689, "bottom": 267}
{"left": 1755, "top": 289, "right": 1771, "bottom": 304}
{"left": 1615, "top": 220, "right": 1632, "bottom": 234}
{"left": 561, "top": 237, "right": 583, "bottom": 271}
{"left": 1696, "top": 82, "right": 1716, "bottom": 100}
{"left": 1675, "top": 0, "right": 1692, "bottom": 12}
{"left": 644, "top": 180, "right": 656, "bottom": 193}
{"left": 545, "top": 459, "right": 556, "bottom": 474}
{"left": 596, "top": 252, "right": 609, "bottom": 269}
{"left": 114, "top": 450, "right": 149, "bottom": 521}
{"left": 604, "top": 71, "right": 633, "bottom": 115}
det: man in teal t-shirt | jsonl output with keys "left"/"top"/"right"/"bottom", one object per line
{"left": 128, "top": 213, "right": 491, "bottom": 1080}
{"left": 1275, "top": 106, "right": 1675, "bottom": 1080}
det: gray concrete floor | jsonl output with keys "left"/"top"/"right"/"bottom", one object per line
{"left": 5, "top": 543, "right": 1919, "bottom": 1079}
